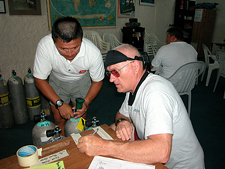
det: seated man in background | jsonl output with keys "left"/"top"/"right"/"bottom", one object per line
{"left": 151, "top": 27, "right": 197, "bottom": 80}
{"left": 77, "top": 44, "right": 205, "bottom": 169}
{"left": 33, "top": 16, "right": 104, "bottom": 136}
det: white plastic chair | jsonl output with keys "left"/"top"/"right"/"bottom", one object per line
{"left": 167, "top": 61, "right": 206, "bottom": 117}
{"left": 83, "top": 31, "right": 110, "bottom": 61}
{"left": 144, "top": 32, "right": 165, "bottom": 74}
{"left": 103, "top": 32, "right": 123, "bottom": 50}
{"left": 213, "top": 49, "right": 225, "bottom": 99}
{"left": 201, "top": 44, "right": 220, "bottom": 86}
{"left": 144, "top": 32, "right": 166, "bottom": 61}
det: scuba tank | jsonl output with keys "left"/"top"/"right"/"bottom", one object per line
{"left": 8, "top": 70, "right": 28, "bottom": 124}
{"left": 65, "top": 117, "right": 85, "bottom": 137}
{"left": 64, "top": 98, "right": 85, "bottom": 137}
{"left": 24, "top": 68, "right": 41, "bottom": 121}
{"left": 40, "top": 93, "right": 51, "bottom": 116}
{"left": 0, "top": 73, "right": 14, "bottom": 128}
{"left": 32, "top": 111, "right": 55, "bottom": 147}
{"left": 65, "top": 116, "right": 99, "bottom": 137}
{"left": 40, "top": 76, "right": 51, "bottom": 116}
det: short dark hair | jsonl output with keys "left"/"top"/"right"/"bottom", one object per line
{"left": 167, "top": 27, "right": 184, "bottom": 41}
{"left": 52, "top": 16, "right": 83, "bottom": 43}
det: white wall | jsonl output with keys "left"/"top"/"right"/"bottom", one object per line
{"left": 0, "top": 0, "right": 50, "bottom": 80}
{"left": 0, "top": 0, "right": 224, "bottom": 80}
{"left": 209, "top": 0, "right": 225, "bottom": 53}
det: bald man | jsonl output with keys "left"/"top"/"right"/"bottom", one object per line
{"left": 77, "top": 44, "right": 204, "bottom": 169}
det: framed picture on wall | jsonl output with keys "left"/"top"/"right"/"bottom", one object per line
{"left": 8, "top": 0, "right": 41, "bottom": 15}
{"left": 139, "top": 0, "right": 155, "bottom": 6}
{"left": 118, "top": 0, "right": 135, "bottom": 18}
{"left": 47, "top": 0, "right": 116, "bottom": 29}
{"left": 0, "top": 0, "right": 6, "bottom": 13}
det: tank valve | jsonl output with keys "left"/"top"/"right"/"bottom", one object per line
{"left": 75, "top": 98, "right": 85, "bottom": 112}
{"left": 46, "top": 126, "right": 62, "bottom": 137}
{"left": 46, "top": 126, "right": 65, "bottom": 143}
{"left": 33, "top": 110, "right": 46, "bottom": 123}
{"left": 28, "top": 68, "right": 31, "bottom": 74}
{"left": 91, "top": 117, "right": 99, "bottom": 128}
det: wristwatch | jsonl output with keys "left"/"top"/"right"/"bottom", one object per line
{"left": 55, "top": 99, "right": 64, "bottom": 109}
{"left": 115, "top": 118, "right": 128, "bottom": 126}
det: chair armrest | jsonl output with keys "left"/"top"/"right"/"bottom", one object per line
{"left": 210, "top": 54, "right": 218, "bottom": 61}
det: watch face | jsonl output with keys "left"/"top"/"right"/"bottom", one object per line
{"left": 56, "top": 100, "right": 63, "bottom": 107}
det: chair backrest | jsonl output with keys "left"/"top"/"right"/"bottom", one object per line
{"left": 103, "top": 32, "right": 123, "bottom": 50}
{"left": 202, "top": 44, "right": 211, "bottom": 65}
{"left": 144, "top": 32, "right": 166, "bottom": 59}
{"left": 216, "top": 49, "right": 225, "bottom": 77}
{"left": 83, "top": 31, "right": 110, "bottom": 53}
{"left": 202, "top": 43, "right": 218, "bottom": 66}
{"left": 167, "top": 61, "right": 206, "bottom": 93}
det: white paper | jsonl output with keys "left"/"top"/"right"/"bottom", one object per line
{"left": 88, "top": 156, "right": 155, "bottom": 169}
{"left": 93, "top": 126, "right": 114, "bottom": 140}
{"left": 71, "top": 126, "right": 113, "bottom": 145}
{"left": 71, "top": 133, "right": 81, "bottom": 145}
{"left": 30, "top": 150, "right": 69, "bottom": 167}
{"left": 194, "top": 9, "right": 203, "bottom": 22}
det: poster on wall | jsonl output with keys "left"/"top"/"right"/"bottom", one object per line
{"left": 194, "top": 9, "right": 203, "bottom": 22}
{"left": 47, "top": 0, "right": 116, "bottom": 29}
{"left": 8, "top": 0, "right": 41, "bottom": 15}
{"left": 118, "top": 0, "right": 135, "bottom": 18}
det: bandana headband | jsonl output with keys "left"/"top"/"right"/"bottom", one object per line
{"left": 105, "top": 50, "right": 141, "bottom": 67}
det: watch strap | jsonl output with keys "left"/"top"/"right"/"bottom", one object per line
{"left": 115, "top": 118, "right": 128, "bottom": 126}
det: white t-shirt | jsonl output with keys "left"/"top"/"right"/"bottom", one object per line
{"left": 119, "top": 73, "right": 204, "bottom": 169}
{"left": 151, "top": 42, "right": 197, "bottom": 78}
{"left": 33, "top": 34, "right": 105, "bottom": 82}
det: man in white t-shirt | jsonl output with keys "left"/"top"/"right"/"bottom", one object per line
{"left": 33, "top": 17, "right": 104, "bottom": 135}
{"left": 77, "top": 44, "right": 205, "bottom": 169}
{"left": 151, "top": 27, "right": 197, "bottom": 80}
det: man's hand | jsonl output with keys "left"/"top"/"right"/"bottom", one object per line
{"left": 58, "top": 103, "right": 74, "bottom": 119}
{"left": 73, "top": 102, "right": 89, "bottom": 119}
{"left": 116, "top": 120, "right": 134, "bottom": 141}
{"left": 77, "top": 135, "right": 106, "bottom": 156}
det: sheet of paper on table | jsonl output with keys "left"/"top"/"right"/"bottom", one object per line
{"left": 71, "top": 126, "right": 114, "bottom": 145}
{"left": 89, "top": 156, "right": 155, "bottom": 169}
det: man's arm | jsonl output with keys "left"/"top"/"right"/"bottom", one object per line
{"left": 84, "top": 80, "right": 103, "bottom": 105}
{"left": 34, "top": 78, "right": 59, "bottom": 102}
{"left": 34, "top": 77, "right": 74, "bottom": 119}
{"left": 77, "top": 133, "right": 172, "bottom": 164}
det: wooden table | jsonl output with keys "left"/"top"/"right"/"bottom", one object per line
{"left": 0, "top": 124, "right": 167, "bottom": 169}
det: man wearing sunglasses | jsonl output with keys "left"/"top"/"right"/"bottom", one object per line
{"left": 77, "top": 44, "right": 204, "bottom": 169}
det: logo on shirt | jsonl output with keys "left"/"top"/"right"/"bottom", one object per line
{"left": 134, "top": 109, "right": 140, "bottom": 114}
{"left": 79, "top": 70, "right": 87, "bottom": 73}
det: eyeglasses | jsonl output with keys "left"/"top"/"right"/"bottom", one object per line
{"left": 106, "top": 61, "right": 133, "bottom": 77}
{"left": 56, "top": 46, "right": 78, "bottom": 53}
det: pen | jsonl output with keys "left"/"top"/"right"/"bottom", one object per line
{"left": 92, "top": 128, "right": 99, "bottom": 135}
